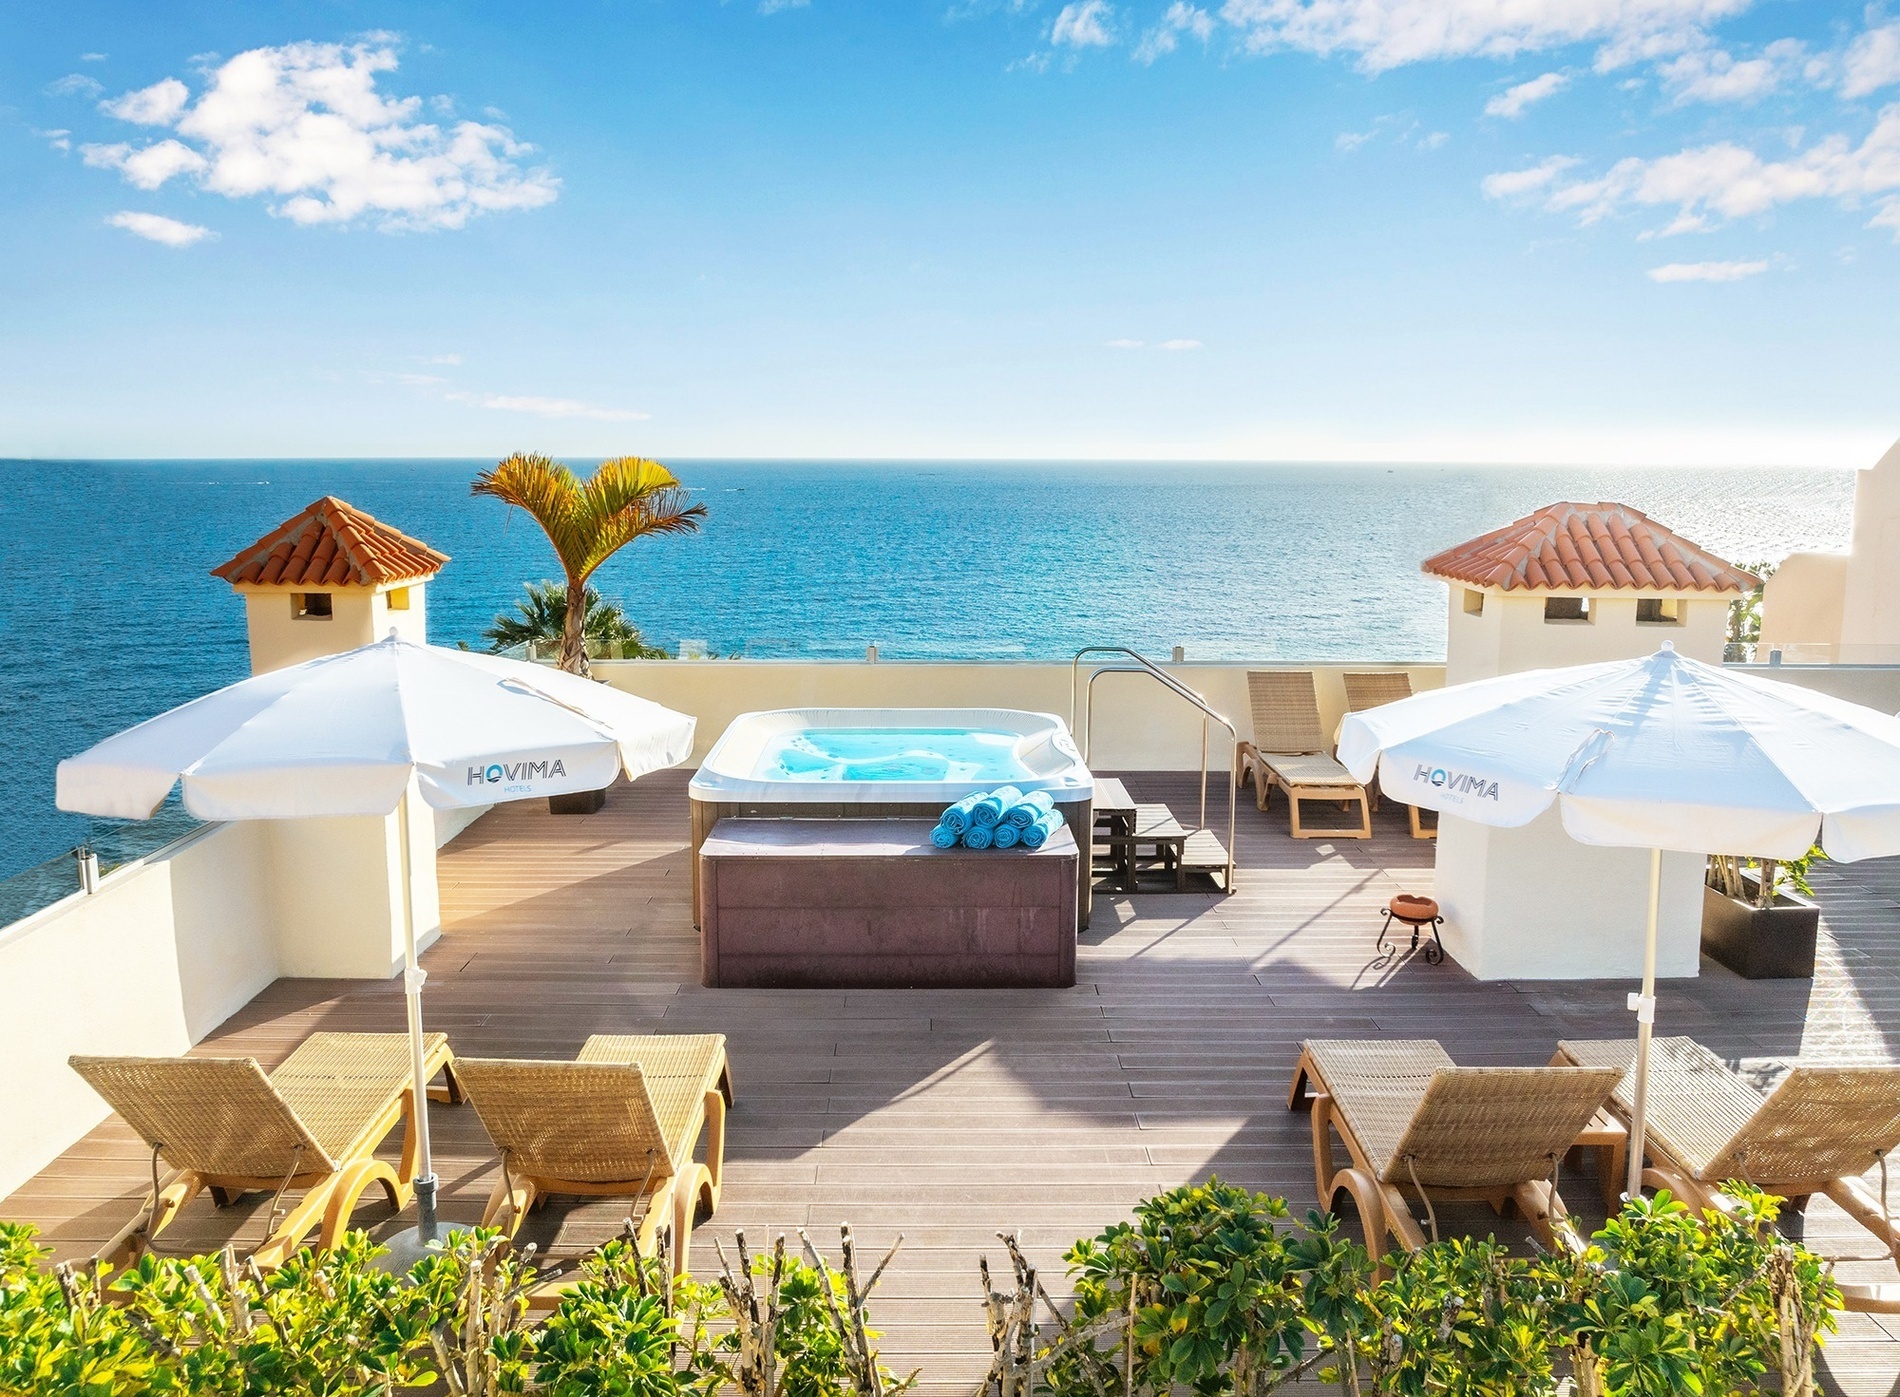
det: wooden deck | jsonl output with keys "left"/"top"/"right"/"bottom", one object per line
{"left": 11, "top": 770, "right": 1900, "bottom": 1393}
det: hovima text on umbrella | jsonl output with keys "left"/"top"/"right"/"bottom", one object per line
{"left": 1408, "top": 765, "right": 1501, "bottom": 801}
{"left": 467, "top": 759, "right": 570, "bottom": 786}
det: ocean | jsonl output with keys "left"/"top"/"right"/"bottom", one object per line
{"left": 0, "top": 458, "right": 1856, "bottom": 889}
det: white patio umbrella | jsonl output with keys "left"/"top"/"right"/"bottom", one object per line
{"left": 1336, "top": 642, "right": 1900, "bottom": 1199}
{"left": 56, "top": 634, "right": 696, "bottom": 1251}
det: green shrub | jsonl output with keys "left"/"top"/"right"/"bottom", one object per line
{"left": 1013, "top": 1178, "right": 1841, "bottom": 1397}
{"left": 0, "top": 1183, "right": 1843, "bottom": 1397}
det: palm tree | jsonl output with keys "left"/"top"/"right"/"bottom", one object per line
{"left": 472, "top": 454, "right": 706, "bottom": 676}
{"left": 484, "top": 580, "right": 670, "bottom": 659}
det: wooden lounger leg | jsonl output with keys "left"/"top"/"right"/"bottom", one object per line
{"left": 1286, "top": 1050, "right": 1316, "bottom": 1111}
{"left": 318, "top": 1159, "right": 403, "bottom": 1253}
{"left": 703, "top": 1089, "right": 728, "bottom": 1206}
{"left": 1380, "top": 1182, "right": 1428, "bottom": 1253}
{"left": 1326, "top": 1167, "right": 1394, "bottom": 1272}
{"left": 481, "top": 1173, "right": 538, "bottom": 1238}
{"left": 1511, "top": 1180, "right": 1584, "bottom": 1254}
{"left": 1309, "top": 1092, "right": 1340, "bottom": 1205}
{"left": 251, "top": 1178, "right": 346, "bottom": 1269}
{"left": 430, "top": 1058, "right": 466, "bottom": 1105}
{"left": 97, "top": 1169, "right": 204, "bottom": 1266}
{"left": 1824, "top": 1178, "right": 1900, "bottom": 1264}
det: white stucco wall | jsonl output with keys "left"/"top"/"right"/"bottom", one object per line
{"left": 1839, "top": 440, "right": 1900, "bottom": 662}
{"left": 1434, "top": 811, "right": 1705, "bottom": 981}
{"left": 239, "top": 582, "right": 430, "bottom": 675}
{"left": 1436, "top": 583, "right": 1731, "bottom": 981}
{"left": 1760, "top": 553, "right": 1849, "bottom": 661}
{"left": 0, "top": 823, "right": 279, "bottom": 1201}
{"left": 1445, "top": 590, "right": 1729, "bottom": 684}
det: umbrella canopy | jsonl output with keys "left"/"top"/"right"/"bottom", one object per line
{"left": 56, "top": 635, "right": 696, "bottom": 820}
{"left": 1337, "top": 643, "right": 1900, "bottom": 863}
{"left": 54, "top": 633, "right": 696, "bottom": 1251}
{"left": 1336, "top": 642, "right": 1900, "bottom": 1200}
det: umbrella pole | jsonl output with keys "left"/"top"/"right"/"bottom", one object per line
{"left": 1623, "top": 846, "right": 1662, "bottom": 1201}
{"left": 398, "top": 787, "right": 439, "bottom": 1244}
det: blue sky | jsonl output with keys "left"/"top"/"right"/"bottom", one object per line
{"left": 2, "top": 0, "right": 1897, "bottom": 465}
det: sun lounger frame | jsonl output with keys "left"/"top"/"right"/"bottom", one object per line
{"left": 71, "top": 1031, "right": 460, "bottom": 1269}
{"left": 1288, "top": 1038, "right": 1620, "bottom": 1263}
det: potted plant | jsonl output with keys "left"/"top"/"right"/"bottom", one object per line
{"left": 1702, "top": 844, "right": 1825, "bottom": 979}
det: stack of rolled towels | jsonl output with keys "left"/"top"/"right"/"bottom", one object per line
{"left": 932, "top": 786, "right": 1064, "bottom": 850}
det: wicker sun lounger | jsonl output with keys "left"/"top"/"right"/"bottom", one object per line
{"left": 1341, "top": 671, "right": 1435, "bottom": 840}
{"left": 1557, "top": 1036, "right": 1900, "bottom": 1313}
{"left": 71, "top": 1031, "right": 460, "bottom": 1268}
{"left": 1288, "top": 1039, "right": 1621, "bottom": 1258}
{"left": 455, "top": 1032, "right": 729, "bottom": 1278}
{"left": 1235, "top": 672, "right": 1371, "bottom": 838}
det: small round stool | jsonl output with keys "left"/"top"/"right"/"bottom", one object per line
{"left": 1379, "top": 894, "right": 1444, "bottom": 965}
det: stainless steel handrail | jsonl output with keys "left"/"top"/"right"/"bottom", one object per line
{"left": 1069, "top": 646, "right": 1236, "bottom": 889}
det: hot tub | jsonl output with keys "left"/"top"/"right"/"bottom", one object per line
{"left": 688, "top": 708, "right": 1096, "bottom": 930}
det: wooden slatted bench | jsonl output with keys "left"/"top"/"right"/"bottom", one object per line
{"left": 699, "top": 818, "right": 1080, "bottom": 989}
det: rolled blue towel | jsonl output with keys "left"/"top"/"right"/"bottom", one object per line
{"left": 1003, "top": 791, "right": 1055, "bottom": 829}
{"left": 930, "top": 821, "right": 961, "bottom": 849}
{"left": 962, "top": 823, "right": 994, "bottom": 850}
{"left": 991, "top": 821, "right": 1022, "bottom": 849}
{"left": 970, "top": 786, "right": 1024, "bottom": 829}
{"left": 1020, "top": 809, "right": 1064, "bottom": 850}
{"left": 940, "top": 793, "right": 983, "bottom": 834}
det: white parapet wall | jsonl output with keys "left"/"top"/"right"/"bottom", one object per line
{"left": 590, "top": 659, "right": 1449, "bottom": 770}
{"left": 0, "top": 822, "right": 279, "bottom": 1201}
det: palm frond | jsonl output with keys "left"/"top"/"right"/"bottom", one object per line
{"left": 472, "top": 453, "right": 593, "bottom": 573}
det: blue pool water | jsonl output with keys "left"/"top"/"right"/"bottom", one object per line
{"left": 760, "top": 728, "right": 1031, "bottom": 783}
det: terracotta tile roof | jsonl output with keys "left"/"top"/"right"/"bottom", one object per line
{"left": 1421, "top": 502, "right": 1758, "bottom": 594}
{"left": 211, "top": 496, "right": 448, "bottom": 588}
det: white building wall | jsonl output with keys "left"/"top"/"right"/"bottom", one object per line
{"left": 0, "top": 823, "right": 278, "bottom": 1201}
{"left": 1436, "top": 585, "right": 1731, "bottom": 982}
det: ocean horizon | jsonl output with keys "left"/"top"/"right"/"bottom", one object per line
{"left": 0, "top": 457, "right": 1857, "bottom": 885}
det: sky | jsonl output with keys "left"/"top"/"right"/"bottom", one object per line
{"left": 2, "top": 0, "right": 1898, "bottom": 466}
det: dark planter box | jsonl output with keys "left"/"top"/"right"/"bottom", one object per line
{"left": 1701, "top": 875, "right": 1820, "bottom": 979}
{"left": 548, "top": 787, "right": 608, "bottom": 815}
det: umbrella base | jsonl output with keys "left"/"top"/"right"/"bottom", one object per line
{"left": 372, "top": 1225, "right": 450, "bottom": 1275}
{"left": 549, "top": 787, "right": 607, "bottom": 815}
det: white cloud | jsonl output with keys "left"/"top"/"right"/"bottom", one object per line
{"left": 1419, "top": 129, "right": 1449, "bottom": 148}
{"left": 759, "top": 0, "right": 810, "bottom": 12}
{"left": 419, "top": 353, "right": 463, "bottom": 365}
{"left": 1336, "top": 128, "right": 1376, "bottom": 151}
{"left": 1215, "top": 0, "right": 1747, "bottom": 73}
{"left": 1135, "top": 3, "right": 1215, "bottom": 62}
{"left": 446, "top": 392, "right": 649, "bottom": 421}
{"left": 1158, "top": 338, "right": 1203, "bottom": 350}
{"left": 1843, "top": 22, "right": 1900, "bottom": 99}
{"left": 36, "top": 129, "right": 72, "bottom": 153}
{"left": 84, "top": 138, "right": 209, "bottom": 190}
{"left": 102, "top": 77, "right": 190, "bottom": 124}
{"left": 1656, "top": 39, "right": 1802, "bottom": 104}
{"left": 77, "top": 40, "right": 559, "bottom": 232}
{"left": 1501, "top": 106, "right": 1900, "bottom": 240}
{"left": 1647, "top": 258, "right": 1768, "bottom": 280}
{"left": 106, "top": 211, "right": 213, "bottom": 246}
{"left": 1486, "top": 71, "right": 1568, "bottom": 117}
{"left": 1106, "top": 338, "right": 1145, "bottom": 347}
{"left": 1052, "top": 0, "right": 1116, "bottom": 47}
{"left": 1481, "top": 154, "right": 1581, "bottom": 199}
{"left": 45, "top": 73, "right": 104, "bottom": 98}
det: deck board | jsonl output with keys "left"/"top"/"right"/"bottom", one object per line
{"left": 9, "top": 769, "right": 1900, "bottom": 1393}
